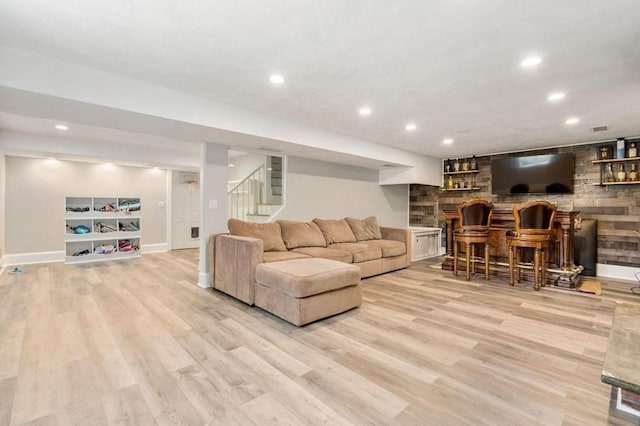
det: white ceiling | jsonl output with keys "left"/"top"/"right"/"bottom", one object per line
{"left": 1, "top": 0, "right": 640, "bottom": 166}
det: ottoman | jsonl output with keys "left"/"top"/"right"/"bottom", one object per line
{"left": 255, "top": 258, "right": 362, "bottom": 326}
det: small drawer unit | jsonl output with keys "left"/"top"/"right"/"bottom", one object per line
{"left": 409, "top": 227, "right": 442, "bottom": 261}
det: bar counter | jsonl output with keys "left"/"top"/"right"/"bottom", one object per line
{"left": 442, "top": 209, "right": 583, "bottom": 287}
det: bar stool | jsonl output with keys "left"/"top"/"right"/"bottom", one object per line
{"left": 506, "top": 200, "right": 557, "bottom": 290}
{"left": 453, "top": 199, "right": 494, "bottom": 280}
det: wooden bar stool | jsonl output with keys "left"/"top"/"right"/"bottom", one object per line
{"left": 506, "top": 200, "right": 557, "bottom": 290}
{"left": 453, "top": 199, "right": 494, "bottom": 280}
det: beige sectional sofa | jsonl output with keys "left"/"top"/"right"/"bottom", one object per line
{"left": 209, "top": 216, "right": 411, "bottom": 305}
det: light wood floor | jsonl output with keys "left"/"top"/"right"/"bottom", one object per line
{"left": 1, "top": 251, "right": 639, "bottom": 425}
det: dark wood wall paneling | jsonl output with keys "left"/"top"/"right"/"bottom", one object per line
{"left": 409, "top": 140, "right": 640, "bottom": 267}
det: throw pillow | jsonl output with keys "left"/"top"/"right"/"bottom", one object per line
{"left": 312, "top": 218, "right": 357, "bottom": 244}
{"left": 346, "top": 216, "right": 382, "bottom": 241}
{"left": 227, "top": 219, "right": 287, "bottom": 252}
{"left": 277, "top": 220, "right": 327, "bottom": 249}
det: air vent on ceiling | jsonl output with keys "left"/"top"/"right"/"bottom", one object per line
{"left": 591, "top": 125, "right": 608, "bottom": 132}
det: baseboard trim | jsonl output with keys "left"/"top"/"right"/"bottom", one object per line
{"left": 596, "top": 263, "right": 638, "bottom": 281}
{"left": 3, "top": 250, "right": 64, "bottom": 266}
{"left": 2, "top": 243, "right": 168, "bottom": 266}
{"left": 198, "top": 272, "right": 211, "bottom": 288}
{"left": 141, "top": 243, "right": 169, "bottom": 253}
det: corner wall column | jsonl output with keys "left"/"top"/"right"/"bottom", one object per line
{"left": 198, "top": 142, "right": 228, "bottom": 288}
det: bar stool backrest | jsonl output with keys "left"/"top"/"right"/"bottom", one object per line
{"left": 513, "top": 200, "right": 557, "bottom": 235}
{"left": 457, "top": 199, "right": 494, "bottom": 232}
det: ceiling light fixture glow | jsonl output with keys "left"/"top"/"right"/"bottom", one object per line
{"left": 358, "top": 107, "right": 371, "bottom": 116}
{"left": 565, "top": 117, "right": 580, "bottom": 125}
{"left": 269, "top": 74, "right": 285, "bottom": 85}
{"left": 548, "top": 92, "right": 565, "bottom": 101}
{"left": 405, "top": 123, "right": 417, "bottom": 131}
{"left": 443, "top": 138, "right": 454, "bottom": 145}
{"left": 55, "top": 124, "right": 68, "bottom": 130}
{"left": 228, "top": 163, "right": 235, "bottom": 167}
{"left": 521, "top": 56, "right": 542, "bottom": 67}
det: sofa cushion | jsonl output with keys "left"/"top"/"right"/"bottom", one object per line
{"left": 277, "top": 220, "right": 327, "bottom": 249}
{"left": 255, "top": 258, "right": 361, "bottom": 298}
{"left": 360, "top": 239, "right": 406, "bottom": 257}
{"left": 328, "top": 242, "right": 382, "bottom": 263}
{"left": 263, "top": 251, "right": 312, "bottom": 263}
{"left": 228, "top": 219, "right": 287, "bottom": 252}
{"left": 291, "top": 247, "right": 353, "bottom": 263}
{"left": 313, "top": 218, "right": 357, "bottom": 244}
{"left": 345, "top": 216, "right": 383, "bottom": 241}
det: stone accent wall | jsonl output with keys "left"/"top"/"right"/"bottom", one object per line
{"left": 409, "top": 140, "right": 640, "bottom": 267}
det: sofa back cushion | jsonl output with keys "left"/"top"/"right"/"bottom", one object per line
{"left": 313, "top": 218, "right": 357, "bottom": 244}
{"left": 227, "top": 219, "right": 287, "bottom": 252}
{"left": 277, "top": 220, "right": 327, "bottom": 249}
{"left": 345, "top": 216, "right": 382, "bottom": 241}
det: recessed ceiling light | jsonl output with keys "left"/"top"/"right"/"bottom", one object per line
{"left": 358, "top": 107, "right": 371, "bottom": 116}
{"left": 548, "top": 92, "right": 565, "bottom": 101}
{"left": 521, "top": 56, "right": 542, "bottom": 67}
{"left": 405, "top": 123, "right": 417, "bottom": 131}
{"left": 565, "top": 117, "right": 580, "bottom": 125}
{"left": 228, "top": 163, "right": 235, "bottom": 167}
{"left": 55, "top": 124, "right": 68, "bottom": 130}
{"left": 443, "top": 138, "right": 454, "bottom": 145}
{"left": 269, "top": 74, "right": 285, "bottom": 85}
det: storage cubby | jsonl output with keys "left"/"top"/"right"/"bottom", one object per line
{"left": 64, "top": 196, "right": 142, "bottom": 264}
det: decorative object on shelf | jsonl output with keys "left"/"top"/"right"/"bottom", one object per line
{"left": 606, "top": 163, "right": 616, "bottom": 182}
{"left": 617, "top": 164, "right": 627, "bottom": 182}
{"left": 460, "top": 176, "right": 466, "bottom": 188}
{"left": 453, "top": 158, "right": 460, "bottom": 172}
{"left": 629, "top": 142, "right": 638, "bottom": 158}
{"left": 617, "top": 138, "right": 626, "bottom": 159}
{"left": 445, "top": 159, "right": 451, "bottom": 173}
{"left": 629, "top": 164, "right": 639, "bottom": 181}
{"left": 599, "top": 144, "right": 613, "bottom": 160}
{"left": 470, "top": 155, "right": 478, "bottom": 170}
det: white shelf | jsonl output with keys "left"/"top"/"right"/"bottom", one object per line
{"left": 65, "top": 196, "right": 141, "bottom": 264}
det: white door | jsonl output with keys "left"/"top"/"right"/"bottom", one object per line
{"left": 171, "top": 171, "right": 200, "bottom": 249}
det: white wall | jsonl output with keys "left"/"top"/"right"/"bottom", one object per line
{"left": 4, "top": 156, "right": 168, "bottom": 255}
{"left": 278, "top": 157, "right": 409, "bottom": 227}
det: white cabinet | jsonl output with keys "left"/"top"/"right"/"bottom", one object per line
{"left": 409, "top": 227, "right": 442, "bottom": 261}
{"left": 65, "top": 197, "right": 141, "bottom": 264}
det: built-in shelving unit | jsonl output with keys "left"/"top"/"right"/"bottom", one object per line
{"left": 592, "top": 158, "right": 640, "bottom": 186}
{"left": 65, "top": 196, "right": 141, "bottom": 264}
{"left": 442, "top": 157, "right": 480, "bottom": 191}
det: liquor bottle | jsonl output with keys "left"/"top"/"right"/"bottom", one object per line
{"left": 600, "top": 146, "right": 609, "bottom": 159}
{"left": 460, "top": 176, "right": 466, "bottom": 189}
{"left": 605, "top": 163, "right": 615, "bottom": 182}
{"left": 447, "top": 175, "right": 454, "bottom": 189}
{"left": 453, "top": 159, "right": 460, "bottom": 172}
{"left": 629, "top": 142, "right": 638, "bottom": 158}
{"left": 629, "top": 163, "right": 639, "bottom": 181}
{"left": 461, "top": 158, "right": 470, "bottom": 171}
{"left": 445, "top": 159, "right": 451, "bottom": 173}
{"left": 470, "top": 155, "right": 477, "bottom": 170}
{"left": 617, "top": 164, "right": 627, "bottom": 182}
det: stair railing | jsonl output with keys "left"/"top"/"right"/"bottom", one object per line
{"left": 227, "top": 165, "right": 265, "bottom": 221}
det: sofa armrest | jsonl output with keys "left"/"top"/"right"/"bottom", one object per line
{"left": 380, "top": 227, "right": 412, "bottom": 264}
{"left": 211, "top": 234, "right": 264, "bottom": 305}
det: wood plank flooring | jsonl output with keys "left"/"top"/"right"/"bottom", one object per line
{"left": 1, "top": 251, "right": 639, "bottom": 425}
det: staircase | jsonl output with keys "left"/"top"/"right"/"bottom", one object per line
{"left": 227, "top": 156, "right": 284, "bottom": 222}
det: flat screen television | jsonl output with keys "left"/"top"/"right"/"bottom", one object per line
{"left": 491, "top": 153, "right": 574, "bottom": 195}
